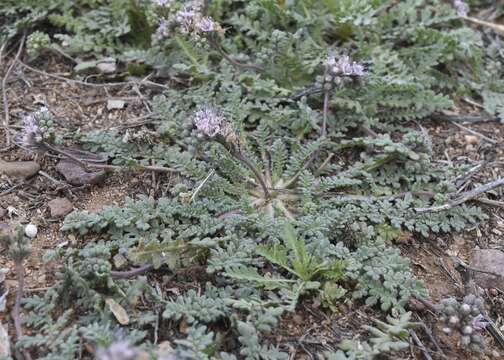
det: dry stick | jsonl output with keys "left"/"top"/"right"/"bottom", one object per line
{"left": 418, "top": 322, "right": 447, "bottom": 360}
{"left": 477, "top": 197, "right": 504, "bottom": 208}
{"left": 2, "top": 32, "right": 26, "bottom": 147}
{"left": 410, "top": 330, "right": 433, "bottom": 360}
{"left": 321, "top": 90, "right": 330, "bottom": 137}
{"left": 430, "top": 112, "right": 497, "bottom": 124}
{"left": 18, "top": 61, "right": 170, "bottom": 90}
{"left": 450, "top": 121, "right": 498, "bottom": 145}
{"left": 12, "top": 261, "right": 33, "bottom": 360}
{"left": 110, "top": 263, "right": 155, "bottom": 280}
{"left": 415, "top": 178, "right": 504, "bottom": 213}
{"left": 42, "top": 142, "right": 179, "bottom": 174}
{"left": 451, "top": 256, "right": 503, "bottom": 279}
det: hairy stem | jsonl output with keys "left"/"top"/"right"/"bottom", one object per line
{"left": 207, "top": 36, "right": 263, "bottom": 71}
{"left": 232, "top": 150, "right": 270, "bottom": 198}
{"left": 322, "top": 90, "right": 330, "bottom": 137}
{"left": 12, "top": 260, "right": 33, "bottom": 360}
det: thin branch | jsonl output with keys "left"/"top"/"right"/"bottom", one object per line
{"left": 415, "top": 178, "right": 504, "bottom": 213}
{"left": 430, "top": 112, "right": 497, "bottom": 123}
{"left": 410, "top": 330, "right": 433, "bottom": 360}
{"left": 18, "top": 61, "right": 170, "bottom": 89}
{"left": 451, "top": 256, "right": 503, "bottom": 279}
{"left": 291, "top": 85, "right": 323, "bottom": 101}
{"left": 110, "top": 263, "right": 155, "bottom": 280}
{"left": 206, "top": 36, "right": 263, "bottom": 72}
{"left": 2, "top": 32, "right": 26, "bottom": 147}
{"left": 42, "top": 142, "right": 179, "bottom": 174}
{"left": 321, "top": 90, "right": 330, "bottom": 137}
{"left": 450, "top": 121, "right": 497, "bottom": 145}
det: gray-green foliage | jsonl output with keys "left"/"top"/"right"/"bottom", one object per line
{"left": 327, "top": 312, "right": 418, "bottom": 359}
{"left": 11, "top": 0, "right": 502, "bottom": 358}
{"left": 346, "top": 242, "right": 427, "bottom": 312}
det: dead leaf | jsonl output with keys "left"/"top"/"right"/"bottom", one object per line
{"left": 105, "top": 298, "right": 129, "bottom": 325}
{"left": 464, "top": 16, "right": 504, "bottom": 36}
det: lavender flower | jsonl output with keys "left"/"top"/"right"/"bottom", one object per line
{"left": 96, "top": 341, "right": 138, "bottom": 360}
{"left": 153, "top": 0, "right": 172, "bottom": 7}
{"left": 453, "top": 0, "right": 469, "bottom": 17}
{"left": 20, "top": 108, "right": 51, "bottom": 148}
{"left": 471, "top": 314, "right": 489, "bottom": 331}
{"left": 328, "top": 55, "right": 365, "bottom": 77}
{"left": 196, "top": 17, "right": 216, "bottom": 33}
{"left": 155, "top": 18, "right": 170, "bottom": 40}
{"left": 193, "top": 106, "right": 229, "bottom": 138}
{"left": 175, "top": 5, "right": 198, "bottom": 34}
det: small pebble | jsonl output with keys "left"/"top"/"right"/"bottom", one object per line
{"left": 464, "top": 135, "right": 479, "bottom": 145}
{"left": 24, "top": 224, "right": 38, "bottom": 238}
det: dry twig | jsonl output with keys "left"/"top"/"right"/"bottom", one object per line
{"left": 415, "top": 178, "right": 504, "bottom": 213}
{"left": 410, "top": 330, "right": 433, "bottom": 360}
{"left": 450, "top": 121, "right": 498, "bottom": 145}
{"left": 2, "top": 32, "right": 26, "bottom": 147}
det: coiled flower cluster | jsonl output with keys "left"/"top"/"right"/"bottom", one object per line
{"left": 96, "top": 341, "right": 138, "bottom": 360}
{"left": 318, "top": 54, "right": 365, "bottom": 91}
{"left": 26, "top": 31, "right": 50, "bottom": 59}
{"left": 453, "top": 0, "right": 469, "bottom": 17}
{"left": 19, "top": 107, "right": 57, "bottom": 149}
{"left": 79, "top": 244, "right": 112, "bottom": 279}
{"left": 154, "top": 0, "right": 222, "bottom": 42}
{"left": 438, "top": 294, "right": 488, "bottom": 353}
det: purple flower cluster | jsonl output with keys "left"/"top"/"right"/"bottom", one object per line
{"left": 193, "top": 106, "right": 229, "bottom": 138}
{"left": 152, "top": 0, "right": 172, "bottom": 7}
{"left": 20, "top": 107, "right": 50, "bottom": 148}
{"left": 327, "top": 55, "right": 365, "bottom": 77}
{"left": 96, "top": 341, "right": 137, "bottom": 360}
{"left": 471, "top": 314, "right": 489, "bottom": 331}
{"left": 453, "top": 0, "right": 469, "bottom": 17}
{"left": 155, "top": 19, "right": 170, "bottom": 40}
{"left": 155, "top": 0, "right": 220, "bottom": 41}
{"left": 175, "top": 3, "right": 218, "bottom": 36}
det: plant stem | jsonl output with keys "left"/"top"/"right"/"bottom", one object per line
{"left": 207, "top": 36, "right": 263, "bottom": 71}
{"left": 12, "top": 260, "right": 33, "bottom": 360}
{"left": 322, "top": 90, "right": 330, "bottom": 137}
{"left": 232, "top": 150, "right": 270, "bottom": 198}
{"left": 42, "top": 142, "right": 179, "bottom": 174}
{"left": 110, "top": 263, "right": 155, "bottom": 279}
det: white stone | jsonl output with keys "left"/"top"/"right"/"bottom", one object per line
{"left": 24, "top": 224, "right": 38, "bottom": 238}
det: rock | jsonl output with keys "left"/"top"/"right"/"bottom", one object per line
{"left": 56, "top": 159, "right": 107, "bottom": 186}
{"left": 464, "top": 135, "right": 479, "bottom": 145}
{"left": 96, "top": 58, "right": 117, "bottom": 74}
{"left": 107, "top": 99, "right": 125, "bottom": 110}
{"left": 0, "top": 322, "right": 9, "bottom": 358}
{"left": 0, "top": 159, "right": 40, "bottom": 178}
{"left": 48, "top": 197, "right": 74, "bottom": 218}
{"left": 113, "top": 254, "right": 128, "bottom": 270}
{"left": 0, "top": 208, "right": 5, "bottom": 219}
{"left": 24, "top": 224, "right": 38, "bottom": 238}
{"left": 470, "top": 249, "right": 504, "bottom": 290}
